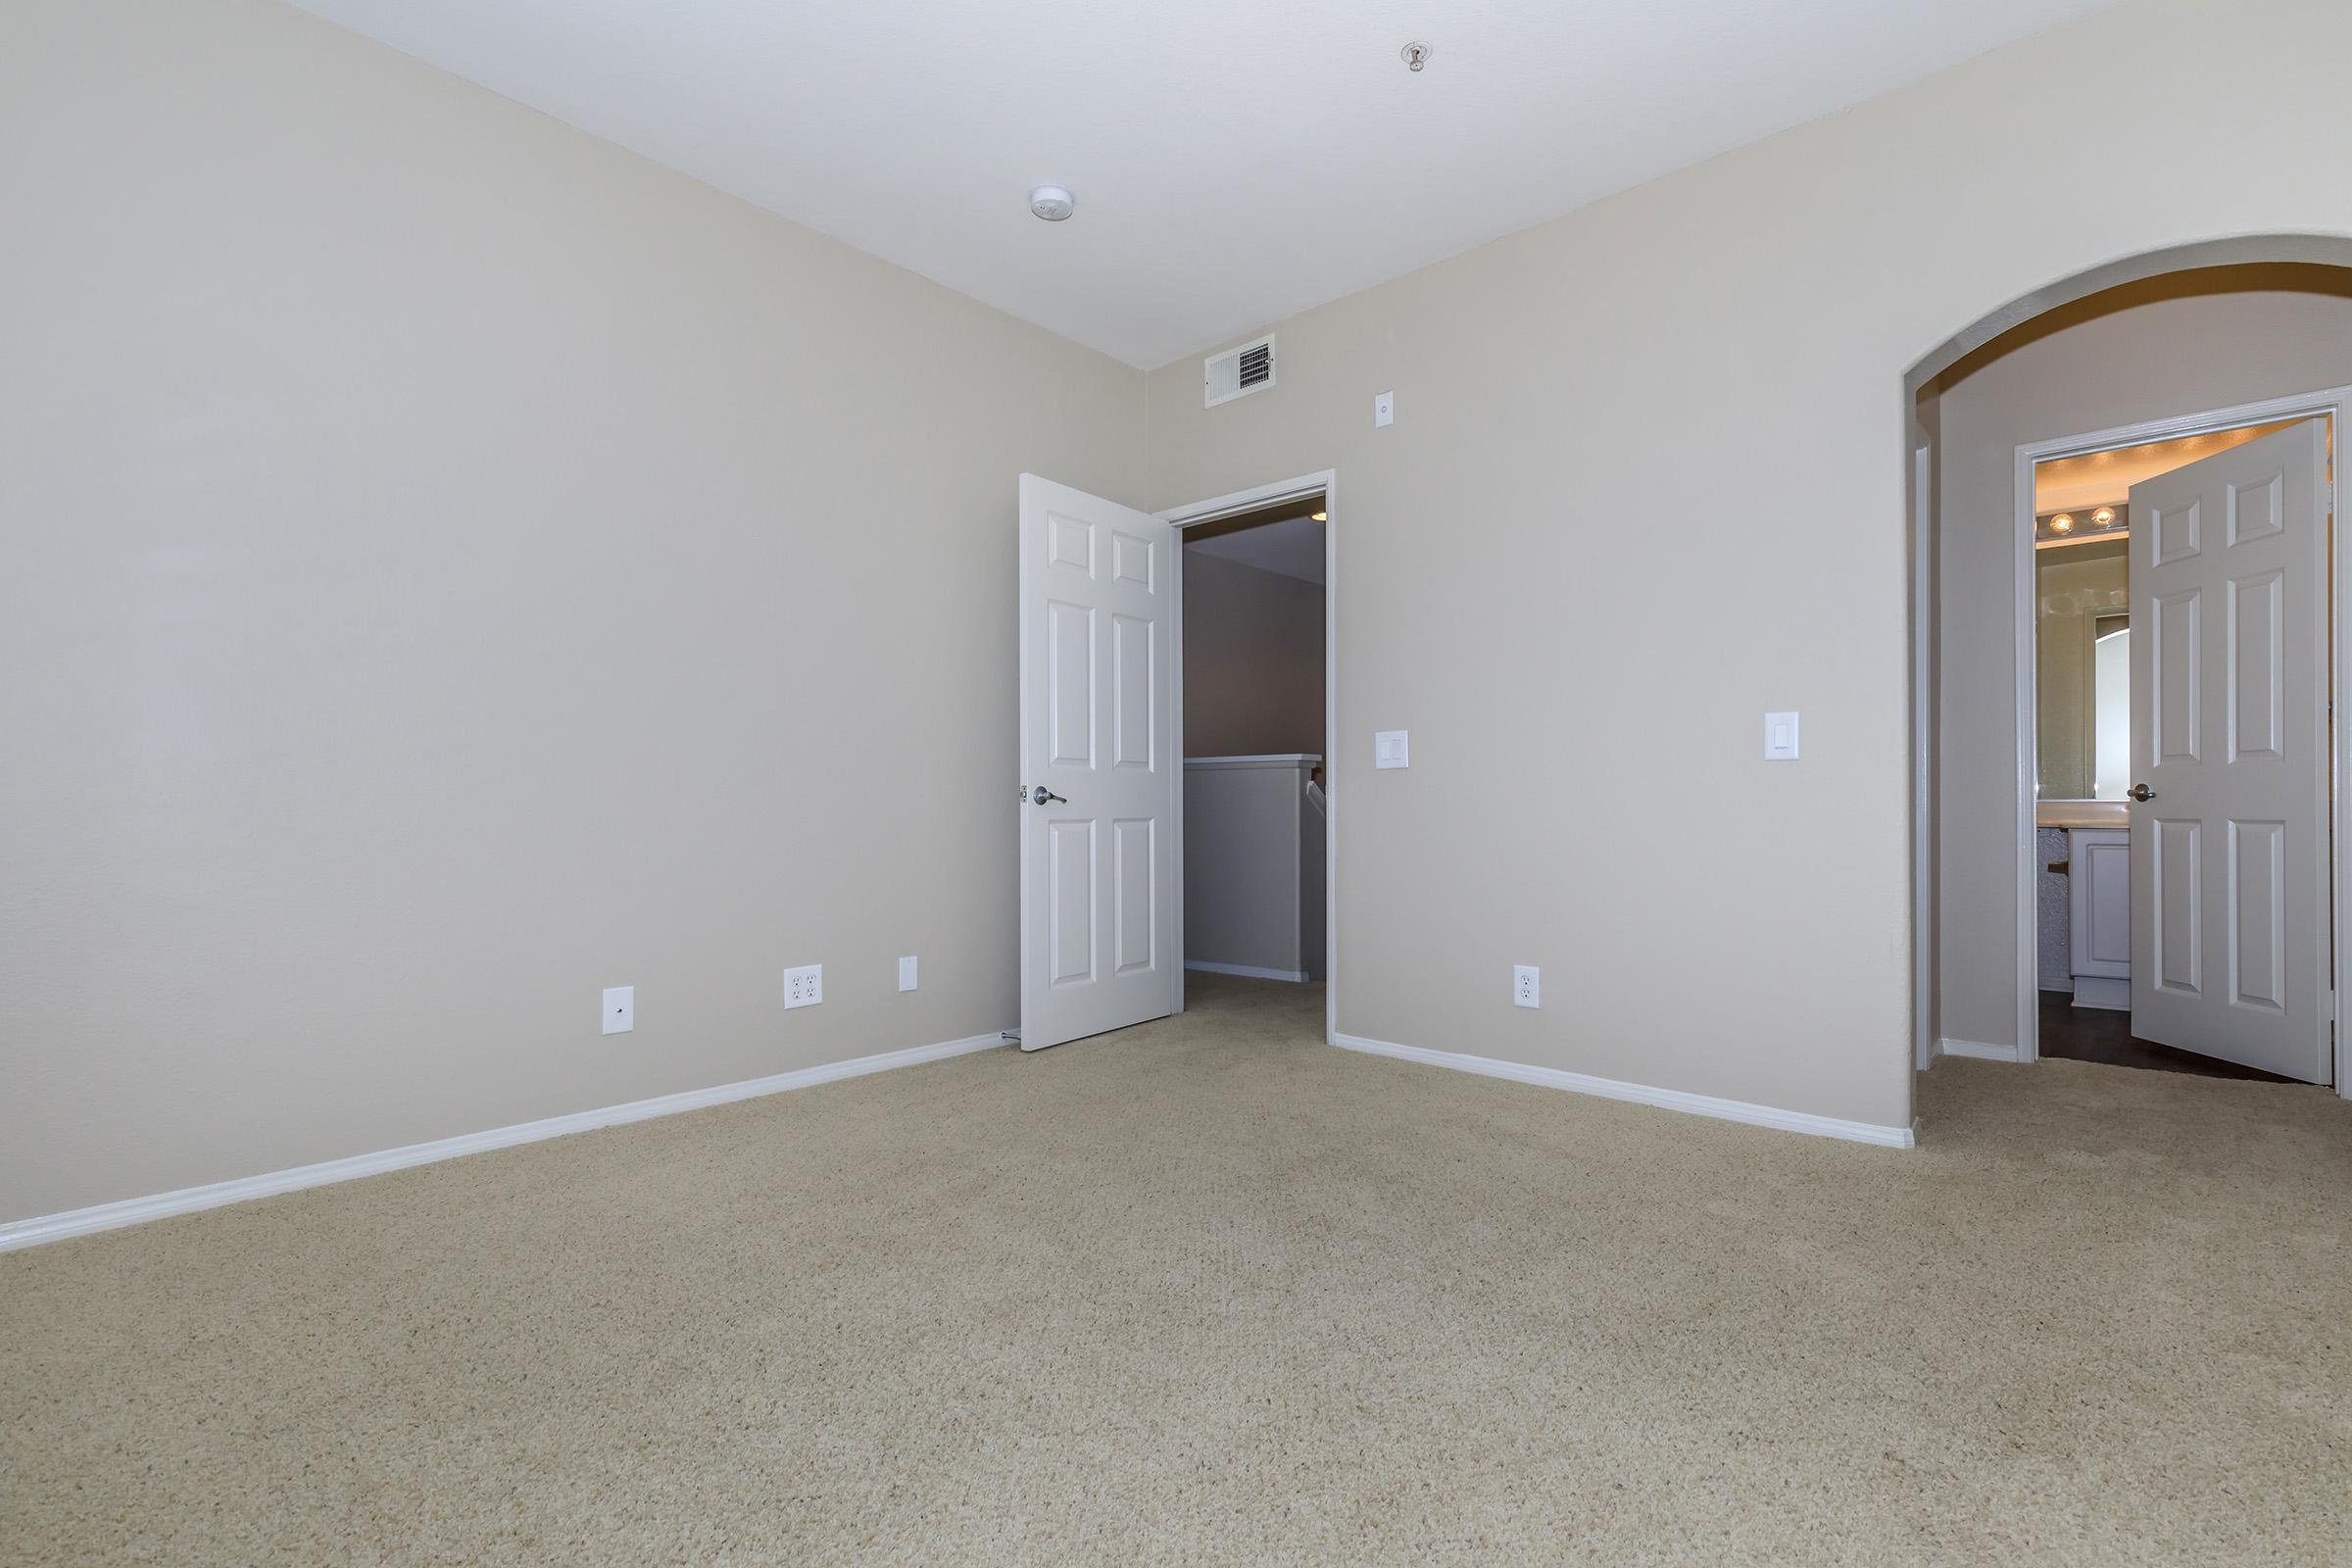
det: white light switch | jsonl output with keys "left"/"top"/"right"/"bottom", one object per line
{"left": 1375, "top": 730, "right": 1410, "bottom": 769}
{"left": 602, "top": 986, "right": 634, "bottom": 1035}
{"left": 898, "top": 956, "right": 917, "bottom": 992}
{"left": 1764, "top": 711, "right": 1800, "bottom": 761}
{"left": 1374, "top": 391, "right": 1395, "bottom": 428}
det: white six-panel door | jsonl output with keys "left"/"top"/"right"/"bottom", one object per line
{"left": 1018, "top": 475, "right": 1177, "bottom": 1051}
{"left": 2127, "top": 419, "right": 2330, "bottom": 1081}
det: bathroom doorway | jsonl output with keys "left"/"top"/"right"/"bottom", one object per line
{"left": 2024, "top": 409, "right": 2336, "bottom": 1080}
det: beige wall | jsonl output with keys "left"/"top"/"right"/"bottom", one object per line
{"left": 1933, "top": 283, "right": 2352, "bottom": 1050}
{"left": 15, "top": 0, "right": 2352, "bottom": 1222}
{"left": 0, "top": 0, "right": 1147, "bottom": 1223}
{"left": 1181, "top": 551, "right": 1326, "bottom": 759}
{"left": 1144, "top": 0, "right": 2352, "bottom": 1131}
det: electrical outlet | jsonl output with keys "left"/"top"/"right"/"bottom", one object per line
{"left": 602, "top": 985, "right": 634, "bottom": 1034}
{"left": 1513, "top": 965, "right": 1541, "bottom": 1008}
{"left": 1374, "top": 390, "right": 1395, "bottom": 427}
{"left": 783, "top": 964, "right": 822, "bottom": 1009}
{"left": 898, "top": 956, "right": 918, "bottom": 992}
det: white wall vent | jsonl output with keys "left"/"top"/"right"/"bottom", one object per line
{"left": 1203, "top": 334, "right": 1275, "bottom": 408}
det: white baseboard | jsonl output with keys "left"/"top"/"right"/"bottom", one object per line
{"left": 1185, "top": 960, "right": 1309, "bottom": 983}
{"left": 0, "top": 1028, "right": 1011, "bottom": 1253}
{"left": 2069, "top": 976, "right": 2130, "bottom": 1011}
{"left": 1938, "top": 1036, "right": 2025, "bottom": 1062}
{"left": 1330, "top": 1032, "right": 1915, "bottom": 1149}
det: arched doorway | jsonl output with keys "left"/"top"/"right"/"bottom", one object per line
{"left": 1905, "top": 239, "right": 2352, "bottom": 1098}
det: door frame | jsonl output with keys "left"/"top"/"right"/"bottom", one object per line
{"left": 1157, "top": 469, "right": 1339, "bottom": 1045}
{"left": 2007, "top": 384, "right": 2349, "bottom": 1089}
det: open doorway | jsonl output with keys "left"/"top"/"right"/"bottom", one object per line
{"left": 1163, "top": 473, "right": 1337, "bottom": 1042}
{"left": 1013, "top": 470, "right": 1336, "bottom": 1054}
{"left": 2025, "top": 411, "right": 2334, "bottom": 1082}
{"left": 1173, "top": 497, "right": 1328, "bottom": 998}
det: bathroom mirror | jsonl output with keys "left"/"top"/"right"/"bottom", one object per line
{"left": 2034, "top": 536, "right": 2129, "bottom": 801}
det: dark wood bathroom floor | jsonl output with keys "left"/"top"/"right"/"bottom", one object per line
{"left": 2035, "top": 991, "right": 2298, "bottom": 1082}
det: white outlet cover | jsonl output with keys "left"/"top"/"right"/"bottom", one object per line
{"left": 1374, "top": 390, "right": 1395, "bottom": 427}
{"left": 1513, "top": 965, "right": 1541, "bottom": 1008}
{"left": 602, "top": 985, "right": 634, "bottom": 1034}
{"left": 898, "top": 956, "right": 917, "bottom": 992}
{"left": 783, "top": 964, "right": 823, "bottom": 1009}
{"left": 1374, "top": 730, "right": 1409, "bottom": 769}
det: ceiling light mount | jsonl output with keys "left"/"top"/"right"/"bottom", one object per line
{"left": 1029, "top": 185, "right": 1075, "bottom": 221}
{"left": 1400, "top": 41, "right": 1431, "bottom": 73}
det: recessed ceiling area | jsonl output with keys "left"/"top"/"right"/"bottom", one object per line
{"left": 287, "top": 0, "right": 2114, "bottom": 368}
{"left": 2034, "top": 419, "right": 2303, "bottom": 512}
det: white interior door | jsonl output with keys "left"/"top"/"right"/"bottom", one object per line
{"left": 1018, "top": 474, "right": 1177, "bottom": 1051}
{"left": 2128, "top": 418, "right": 2330, "bottom": 1081}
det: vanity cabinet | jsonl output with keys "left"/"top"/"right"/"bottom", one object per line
{"left": 2066, "top": 826, "right": 2131, "bottom": 1009}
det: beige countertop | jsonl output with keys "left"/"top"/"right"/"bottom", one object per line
{"left": 2037, "top": 800, "right": 2130, "bottom": 828}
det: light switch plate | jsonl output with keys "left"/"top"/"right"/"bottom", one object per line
{"left": 1374, "top": 391, "right": 1395, "bottom": 427}
{"left": 1375, "top": 730, "right": 1409, "bottom": 768}
{"left": 898, "top": 956, "right": 917, "bottom": 992}
{"left": 1764, "top": 710, "right": 1800, "bottom": 761}
{"left": 602, "top": 986, "right": 634, "bottom": 1035}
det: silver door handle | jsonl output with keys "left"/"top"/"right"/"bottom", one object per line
{"left": 2128, "top": 783, "right": 2155, "bottom": 802}
{"left": 1031, "top": 785, "right": 1066, "bottom": 806}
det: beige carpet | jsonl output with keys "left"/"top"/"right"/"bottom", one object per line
{"left": 5, "top": 974, "right": 2349, "bottom": 1566}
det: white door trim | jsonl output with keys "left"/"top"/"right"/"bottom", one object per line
{"left": 2008, "top": 384, "right": 2349, "bottom": 1091}
{"left": 1912, "top": 442, "right": 1936, "bottom": 1074}
{"left": 1157, "top": 470, "right": 1338, "bottom": 1045}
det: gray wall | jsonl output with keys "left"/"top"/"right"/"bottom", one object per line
{"left": 0, "top": 0, "right": 1147, "bottom": 1223}
{"left": 1184, "top": 761, "right": 1314, "bottom": 978}
{"left": 1145, "top": 0, "right": 2352, "bottom": 1132}
{"left": 1182, "top": 551, "right": 1326, "bottom": 760}
{"left": 1933, "top": 282, "right": 2352, "bottom": 1052}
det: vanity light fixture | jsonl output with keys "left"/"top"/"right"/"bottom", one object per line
{"left": 2091, "top": 507, "right": 2116, "bottom": 527}
{"left": 2050, "top": 514, "right": 2075, "bottom": 533}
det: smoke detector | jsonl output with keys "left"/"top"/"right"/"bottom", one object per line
{"left": 1029, "top": 185, "right": 1075, "bottom": 221}
{"left": 1400, "top": 41, "right": 1431, "bottom": 72}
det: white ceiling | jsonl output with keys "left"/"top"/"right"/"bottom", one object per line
{"left": 291, "top": 0, "right": 2114, "bottom": 368}
{"left": 1189, "top": 516, "right": 1326, "bottom": 584}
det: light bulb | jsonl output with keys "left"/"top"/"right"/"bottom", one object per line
{"left": 2091, "top": 507, "right": 2116, "bottom": 527}
{"left": 2051, "top": 514, "right": 2075, "bottom": 533}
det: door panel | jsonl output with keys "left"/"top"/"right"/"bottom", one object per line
{"left": 1048, "top": 818, "right": 1096, "bottom": 989}
{"left": 1019, "top": 475, "right": 1176, "bottom": 1050}
{"left": 1111, "top": 613, "right": 1153, "bottom": 769}
{"left": 1113, "top": 817, "right": 1155, "bottom": 974}
{"left": 2227, "top": 569, "right": 2282, "bottom": 761}
{"left": 2228, "top": 818, "right": 2285, "bottom": 1012}
{"left": 2127, "top": 418, "right": 2329, "bottom": 1080}
{"left": 2149, "top": 589, "right": 2200, "bottom": 762}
